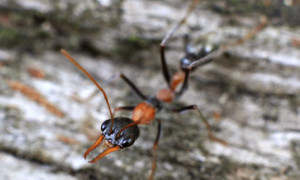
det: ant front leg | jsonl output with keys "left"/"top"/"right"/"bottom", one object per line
{"left": 113, "top": 105, "right": 136, "bottom": 116}
{"left": 149, "top": 118, "right": 162, "bottom": 180}
{"left": 173, "top": 105, "right": 228, "bottom": 146}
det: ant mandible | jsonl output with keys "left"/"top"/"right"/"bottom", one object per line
{"left": 61, "top": 0, "right": 267, "bottom": 179}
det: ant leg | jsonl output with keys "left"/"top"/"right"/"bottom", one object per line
{"left": 175, "top": 70, "right": 190, "bottom": 98}
{"left": 173, "top": 105, "right": 228, "bottom": 146}
{"left": 160, "top": 0, "right": 199, "bottom": 87}
{"left": 113, "top": 106, "right": 136, "bottom": 115}
{"left": 187, "top": 16, "right": 267, "bottom": 70}
{"left": 184, "top": 34, "right": 197, "bottom": 56}
{"left": 149, "top": 118, "right": 162, "bottom": 180}
{"left": 82, "top": 73, "right": 148, "bottom": 102}
{"left": 160, "top": 43, "right": 171, "bottom": 87}
{"left": 120, "top": 73, "right": 148, "bottom": 100}
{"left": 188, "top": 47, "right": 225, "bottom": 70}
{"left": 184, "top": 34, "right": 190, "bottom": 53}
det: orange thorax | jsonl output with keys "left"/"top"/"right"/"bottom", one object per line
{"left": 132, "top": 102, "right": 156, "bottom": 124}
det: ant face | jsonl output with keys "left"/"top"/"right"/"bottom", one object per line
{"left": 101, "top": 117, "right": 140, "bottom": 149}
{"left": 180, "top": 57, "right": 194, "bottom": 71}
{"left": 84, "top": 117, "right": 140, "bottom": 163}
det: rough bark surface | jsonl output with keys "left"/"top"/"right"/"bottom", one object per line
{"left": 0, "top": 0, "right": 299, "bottom": 180}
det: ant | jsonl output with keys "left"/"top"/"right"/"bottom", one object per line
{"left": 61, "top": 0, "right": 267, "bottom": 179}
{"left": 159, "top": 2, "right": 267, "bottom": 98}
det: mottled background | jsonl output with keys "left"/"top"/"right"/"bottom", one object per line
{"left": 0, "top": 0, "right": 300, "bottom": 179}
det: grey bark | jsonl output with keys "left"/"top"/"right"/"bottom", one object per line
{"left": 0, "top": 0, "right": 299, "bottom": 179}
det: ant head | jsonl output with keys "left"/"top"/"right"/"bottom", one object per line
{"left": 84, "top": 117, "right": 140, "bottom": 163}
{"left": 180, "top": 44, "right": 218, "bottom": 71}
{"left": 101, "top": 117, "right": 140, "bottom": 149}
{"left": 180, "top": 58, "right": 195, "bottom": 71}
{"left": 60, "top": 50, "right": 139, "bottom": 163}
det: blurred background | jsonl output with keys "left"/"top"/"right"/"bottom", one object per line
{"left": 0, "top": 0, "right": 299, "bottom": 179}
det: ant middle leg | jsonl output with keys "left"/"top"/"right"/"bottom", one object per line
{"left": 173, "top": 105, "right": 228, "bottom": 146}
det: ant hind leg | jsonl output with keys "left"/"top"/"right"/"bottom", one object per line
{"left": 173, "top": 105, "right": 228, "bottom": 146}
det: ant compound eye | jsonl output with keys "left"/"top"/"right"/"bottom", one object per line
{"left": 122, "top": 137, "right": 135, "bottom": 148}
{"left": 181, "top": 58, "right": 190, "bottom": 66}
{"left": 101, "top": 120, "right": 110, "bottom": 131}
{"left": 101, "top": 123, "right": 106, "bottom": 131}
{"left": 180, "top": 58, "right": 192, "bottom": 70}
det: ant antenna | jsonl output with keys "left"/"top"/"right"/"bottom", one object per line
{"left": 61, "top": 50, "right": 114, "bottom": 132}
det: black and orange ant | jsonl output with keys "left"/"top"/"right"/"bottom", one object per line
{"left": 61, "top": 0, "right": 267, "bottom": 179}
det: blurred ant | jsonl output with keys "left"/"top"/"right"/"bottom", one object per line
{"left": 61, "top": 0, "right": 267, "bottom": 179}
{"left": 160, "top": 7, "right": 267, "bottom": 98}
